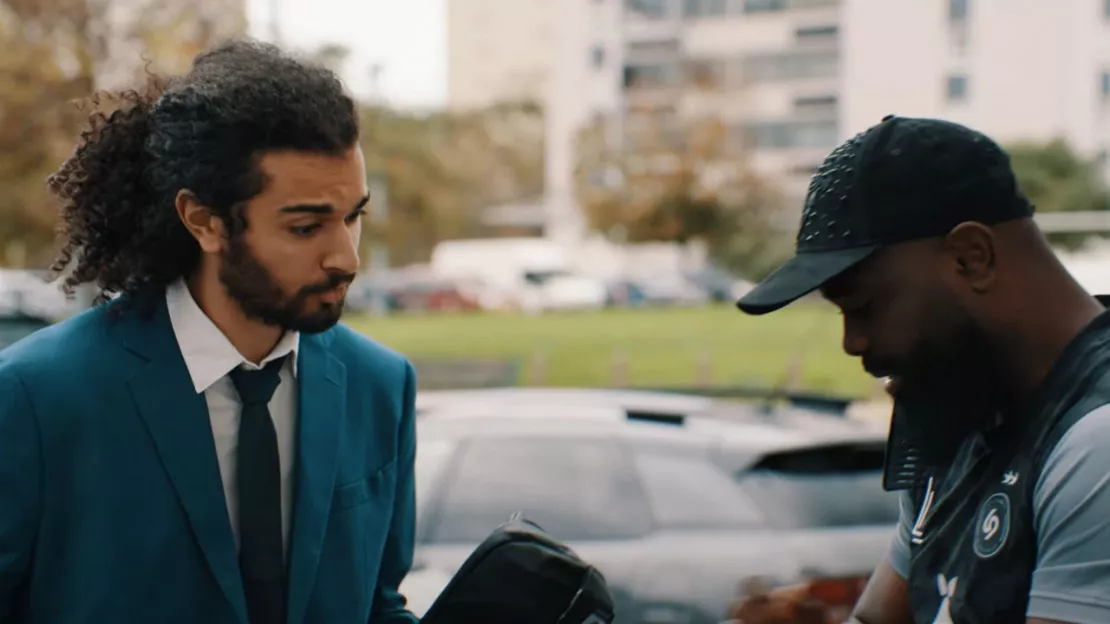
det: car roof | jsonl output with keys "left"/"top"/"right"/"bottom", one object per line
{"left": 415, "top": 387, "right": 888, "bottom": 464}
{"left": 416, "top": 387, "right": 716, "bottom": 418}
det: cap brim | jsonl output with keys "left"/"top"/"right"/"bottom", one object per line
{"left": 736, "top": 245, "right": 879, "bottom": 315}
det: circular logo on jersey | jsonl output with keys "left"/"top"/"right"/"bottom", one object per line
{"left": 973, "top": 492, "right": 1011, "bottom": 559}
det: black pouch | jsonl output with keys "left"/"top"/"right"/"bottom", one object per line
{"left": 419, "top": 514, "right": 615, "bottom": 624}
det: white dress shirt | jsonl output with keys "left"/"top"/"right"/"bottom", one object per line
{"left": 165, "top": 279, "right": 299, "bottom": 554}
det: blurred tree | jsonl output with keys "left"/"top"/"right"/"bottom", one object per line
{"left": 0, "top": 0, "right": 245, "bottom": 267}
{"left": 359, "top": 101, "right": 545, "bottom": 268}
{"left": 1006, "top": 139, "right": 1110, "bottom": 249}
{"left": 0, "top": 2, "right": 544, "bottom": 271}
{"left": 573, "top": 113, "right": 790, "bottom": 280}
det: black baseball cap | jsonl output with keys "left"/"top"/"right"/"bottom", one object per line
{"left": 736, "top": 115, "right": 1034, "bottom": 315}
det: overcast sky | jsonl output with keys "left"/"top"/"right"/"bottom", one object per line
{"left": 245, "top": 0, "right": 447, "bottom": 109}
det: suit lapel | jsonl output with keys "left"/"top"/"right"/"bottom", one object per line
{"left": 120, "top": 297, "right": 248, "bottom": 624}
{"left": 286, "top": 331, "right": 346, "bottom": 624}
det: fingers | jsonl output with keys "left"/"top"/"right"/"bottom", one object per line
{"left": 727, "top": 579, "right": 846, "bottom": 624}
{"left": 727, "top": 583, "right": 823, "bottom": 624}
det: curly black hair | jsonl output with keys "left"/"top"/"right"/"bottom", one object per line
{"left": 47, "top": 39, "right": 360, "bottom": 302}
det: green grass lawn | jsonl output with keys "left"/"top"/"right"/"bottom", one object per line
{"left": 346, "top": 302, "right": 878, "bottom": 398}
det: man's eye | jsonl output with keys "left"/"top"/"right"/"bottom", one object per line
{"left": 290, "top": 224, "right": 320, "bottom": 236}
{"left": 344, "top": 208, "right": 367, "bottom": 223}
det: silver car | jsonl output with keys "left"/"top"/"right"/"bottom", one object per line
{"left": 403, "top": 388, "right": 897, "bottom": 623}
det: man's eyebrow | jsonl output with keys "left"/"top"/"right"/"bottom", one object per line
{"left": 278, "top": 194, "right": 370, "bottom": 215}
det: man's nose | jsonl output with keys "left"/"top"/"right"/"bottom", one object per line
{"left": 322, "top": 226, "right": 360, "bottom": 275}
{"left": 841, "top": 320, "right": 869, "bottom": 358}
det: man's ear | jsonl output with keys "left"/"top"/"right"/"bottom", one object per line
{"left": 175, "top": 190, "right": 226, "bottom": 253}
{"left": 944, "top": 221, "right": 996, "bottom": 292}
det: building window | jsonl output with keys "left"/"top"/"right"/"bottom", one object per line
{"left": 1104, "top": 0, "right": 1110, "bottom": 19}
{"left": 627, "top": 0, "right": 669, "bottom": 18}
{"left": 949, "top": 0, "right": 968, "bottom": 20}
{"left": 1101, "top": 71, "right": 1110, "bottom": 101}
{"left": 742, "top": 51, "right": 838, "bottom": 83}
{"left": 795, "top": 25, "right": 839, "bottom": 43}
{"left": 683, "top": 0, "right": 726, "bottom": 17}
{"left": 626, "top": 39, "right": 681, "bottom": 56}
{"left": 591, "top": 46, "right": 606, "bottom": 68}
{"left": 742, "top": 120, "right": 839, "bottom": 150}
{"left": 623, "top": 62, "right": 680, "bottom": 89}
{"left": 793, "top": 95, "right": 838, "bottom": 115}
{"left": 946, "top": 74, "right": 969, "bottom": 102}
{"left": 743, "top": 0, "right": 786, "bottom": 13}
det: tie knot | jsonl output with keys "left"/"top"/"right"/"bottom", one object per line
{"left": 229, "top": 356, "right": 287, "bottom": 407}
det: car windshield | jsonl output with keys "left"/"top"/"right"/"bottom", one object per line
{"left": 633, "top": 448, "right": 768, "bottom": 529}
{"left": 413, "top": 430, "right": 899, "bottom": 543}
{"left": 421, "top": 437, "right": 652, "bottom": 544}
{"left": 732, "top": 443, "right": 901, "bottom": 528}
{"left": 522, "top": 270, "right": 568, "bottom": 285}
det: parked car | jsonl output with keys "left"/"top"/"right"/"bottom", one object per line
{"left": 0, "top": 269, "right": 76, "bottom": 320}
{"left": 0, "top": 311, "right": 52, "bottom": 352}
{"left": 516, "top": 269, "right": 609, "bottom": 313}
{"left": 392, "top": 276, "right": 482, "bottom": 313}
{"left": 686, "top": 267, "right": 751, "bottom": 304}
{"left": 350, "top": 267, "right": 482, "bottom": 314}
{"left": 402, "top": 388, "right": 898, "bottom": 623}
{"left": 605, "top": 279, "right": 649, "bottom": 308}
{"left": 345, "top": 274, "right": 401, "bottom": 314}
{"left": 632, "top": 276, "right": 708, "bottom": 307}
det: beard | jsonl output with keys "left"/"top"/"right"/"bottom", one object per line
{"left": 218, "top": 234, "right": 355, "bottom": 334}
{"left": 877, "top": 315, "right": 1003, "bottom": 456}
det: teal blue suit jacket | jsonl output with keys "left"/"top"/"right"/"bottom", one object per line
{"left": 0, "top": 293, "right": 419, "bottom": 623}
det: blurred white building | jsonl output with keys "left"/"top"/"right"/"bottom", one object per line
{"left": 446, "top": 0, "right": 556, "bottom": 110}
{"left": 450, "top": 0, "right": 1110, "bottom": 242}
{"left": 842, "top": 0, "right": 1110, "bottom": 181}
{"left": 545, "top": 0, "right": 842, "bottom": 243}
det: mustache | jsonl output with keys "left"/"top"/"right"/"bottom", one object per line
{"left": 301, "top": 272, "right": 355, "bottom": 295}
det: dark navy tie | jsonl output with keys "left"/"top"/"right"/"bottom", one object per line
{"left": 230, "top": 356, "right": 287, "bottom": 624}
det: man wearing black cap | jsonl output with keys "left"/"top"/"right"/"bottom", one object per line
{"left": 735, "top": 116, "right": 1110, "bottom": 623}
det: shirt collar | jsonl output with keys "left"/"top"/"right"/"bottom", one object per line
{"left": 165, "top": 279, "right": 300, "bottom": 394}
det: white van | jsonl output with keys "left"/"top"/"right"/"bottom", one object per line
{"left": 429, "top": 238, "right": 607, "bottom": 313}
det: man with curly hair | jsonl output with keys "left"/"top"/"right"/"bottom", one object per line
{"left": 0, "top": 40, "right": 419, "bottom": 624}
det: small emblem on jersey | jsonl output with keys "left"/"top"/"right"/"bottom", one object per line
{"left": 973, "top": 492, "right": 1012, "bottom": 559}
{"left": 1002, "top": 470, "right": 1019, "bottom": 486}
